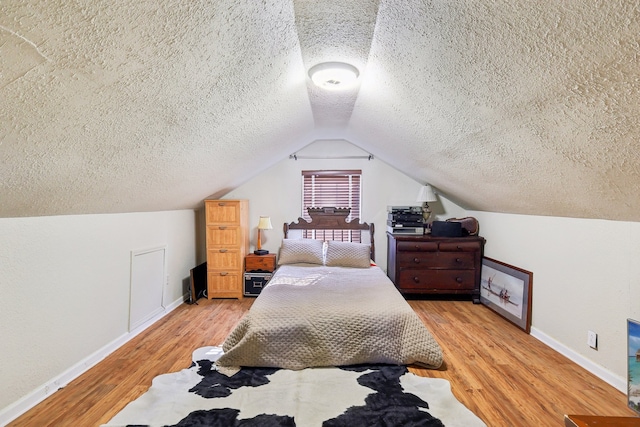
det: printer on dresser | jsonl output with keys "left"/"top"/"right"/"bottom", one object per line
{"left": 386, "top": 232, "right": 486, "bottom": 303}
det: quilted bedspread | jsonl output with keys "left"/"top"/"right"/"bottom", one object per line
{"left": 216, "top": 265, "right": 443, "bottom": 374}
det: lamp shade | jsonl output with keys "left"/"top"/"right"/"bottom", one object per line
{"left": 257, "top": 216, "right": 273, "bottom": 230}
{"left": 416, "top": 185, "right": 437, "bottom": 203}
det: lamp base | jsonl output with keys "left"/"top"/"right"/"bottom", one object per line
{"left": 421, "top": 203, "right": 432, "bottom": 223}
{"left": 254, "top": 249, "right": 269, "bottom": 255}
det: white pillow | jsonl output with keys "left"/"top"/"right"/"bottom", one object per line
{"left": 277, "top": 239, "right": 324, "bottom": 265}
{"left": 324, "top": 241, "right": 371, "bottom": 268}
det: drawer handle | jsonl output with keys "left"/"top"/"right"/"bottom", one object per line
{"left": 413, "top": 257, "right": 420, "bottom": 264}
{"left": 455, "top": 258, "right": 462, "bottom": 263}
{"left": 219, "top": 249, "right": 228, "bottom": 253}
{"left": 218, "top": 202, "right": 226, "bottom": 206}
{"left": 220, "top": 272, "right": 228, "bottom": 276}
{"left": 456, "top": 277, "right": 463, "bottom": 283}
{"left": 219, "top": 226, "right": 227, "bottom": 230}
{"left": 413, "top": 276, "right": 420, "bottom": 283}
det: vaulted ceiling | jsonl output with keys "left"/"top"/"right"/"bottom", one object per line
{"left": 2, "top": 1, "right": 639, "bottom": 221}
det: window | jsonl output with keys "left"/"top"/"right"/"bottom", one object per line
{"left": 301, "top": 170, "right": 362, "bottom": 242}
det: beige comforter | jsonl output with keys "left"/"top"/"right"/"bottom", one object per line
{"left": 216, "top": 265, "right": 443, "bottom": 374}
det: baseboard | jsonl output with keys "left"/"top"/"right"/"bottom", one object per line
{"left": 0, "top": 294, "right": 188, "bottom": 426}
{"left": 530, "top": 326, "right": 627, "bottom": 393}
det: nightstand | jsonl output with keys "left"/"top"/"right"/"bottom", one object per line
{"left": 244, "top": 253, "right": 277, "bottom": 297}
{"left": 245, "top": 253, "right": 277, "bottom": 273}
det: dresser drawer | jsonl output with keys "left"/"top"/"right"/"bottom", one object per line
{"left": 205, "top": 200, "right": 242, "bottom": 225}
{"left": 439, "top": 241, "right": 482, "bottom": 252}
{"left": 206, "top": 226, "right": 243, "bottom": 247}
{"left": 208, "top": 271, "right": 242, "bottom": 298}
{"left": 397, "top": 269, "right": 476, "bottom": 291}
{"left": 207, "top": 248, "right": 243, "bottom": 270}
{"left": 397, "top": 252, "right": 475, "bottom": 270}
{"left": 397, "top": 241, "right": 438, "bottom": 252}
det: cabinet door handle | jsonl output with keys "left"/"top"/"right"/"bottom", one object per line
{"left": 219, "top": 249, "right": 228, "bottom": 253}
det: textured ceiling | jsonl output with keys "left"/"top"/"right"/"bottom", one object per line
{"left": 1, "top": 1, "right": 640, "bottom": 221}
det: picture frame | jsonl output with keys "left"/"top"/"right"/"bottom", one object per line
{"left": 480, "top": 257, "right": 533, "bottom": 333}
{"left": 628, "top": 318, "right": 640, "bottom": 415}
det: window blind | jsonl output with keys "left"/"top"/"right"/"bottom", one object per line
{"left": 301, "top": 170, "right": 362, "bottom": 242}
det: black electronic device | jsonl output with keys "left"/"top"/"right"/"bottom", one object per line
{"left": 387, "top": 212, "right": 423, "bottom": 222}
{"left": 189, "top": 262, "right": 207, "bottom": 304}
{"left": 387, "top": 205, "right": 425, "bottom": 235}
{"left": 430, "top": 221, "right": 462, "bottom": 237}
{"left": 387, "top": 219, "right": 424, "bottom": 228}
{"left": 387, "top": 205, "right": 423, "bottom": 215}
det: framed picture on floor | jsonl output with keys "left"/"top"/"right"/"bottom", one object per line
{"left": 480, "top": 257, "right": 533, "bottom": 333}
{"left": 628, "top": 318, "right": 640, "bottom": 415}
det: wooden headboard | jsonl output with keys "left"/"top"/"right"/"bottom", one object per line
{"left": 283, "top": 207, "right": 375, "bottom": 261}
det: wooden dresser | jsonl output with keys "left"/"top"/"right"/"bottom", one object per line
{"left": 564, "top": 415, "right": 640, "bottom": 427}
{"left": 386, "top": 232, "right": 486, "bottom": 303}
{"left": 205, "top": 199, "right": 249, "bottom": 299}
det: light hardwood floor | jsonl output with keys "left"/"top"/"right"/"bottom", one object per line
{"left": 8, "top": 298, "right": 636, "bottom": 426}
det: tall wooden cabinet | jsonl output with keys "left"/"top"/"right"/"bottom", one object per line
{"left": 205, "top": 199, "right": 249, "bottom": 299}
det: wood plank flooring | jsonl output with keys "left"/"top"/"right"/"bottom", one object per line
{"left": 8, "top": 298, "right": 637, "bottom": 426}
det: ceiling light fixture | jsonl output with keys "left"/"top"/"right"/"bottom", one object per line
{"left": 308, "top": 61, "right": 359, "bottom": 90}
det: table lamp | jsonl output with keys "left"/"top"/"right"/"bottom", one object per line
{"left": 416, "top": 185, "right": 437, "bottom": 222}
{"left": 254, "top": 216, "right": 273, "bottom": 255}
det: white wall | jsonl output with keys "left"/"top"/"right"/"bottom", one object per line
{"left": 224, "top": 140, "right": 465, "bottom": 271}
{"left": 471, "top": 210, "right": 640, "bottom": 390}
{"left": 0, "top": 210, "right": 196, "bottom": 421}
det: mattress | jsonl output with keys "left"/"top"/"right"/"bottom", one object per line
{"left": 216, "top": 264, "right": 443, "bottom": 374}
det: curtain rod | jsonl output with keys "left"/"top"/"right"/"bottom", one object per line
{"left": 289, "top": 154, "right": 374, "bottom": 161}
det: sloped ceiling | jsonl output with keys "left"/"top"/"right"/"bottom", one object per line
{"left": 1, "top": 1, "right": 639, "bottom": 221}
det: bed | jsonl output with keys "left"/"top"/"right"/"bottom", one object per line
{"left": 216, "top": 208, "right": 443, "bottom": 374}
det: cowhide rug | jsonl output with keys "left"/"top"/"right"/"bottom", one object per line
{"left": 103, "top": 346, "right": 486, "bottom": 427}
